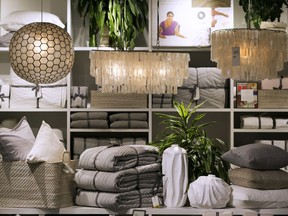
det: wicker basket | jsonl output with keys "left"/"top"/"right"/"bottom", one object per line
{"left": 91, "top": 91, "right": 148, "bottom": 108}
{"left": 258, "top": 90, "right": 288, "bottom": 109}
{"left": 0, "top": 160, "right": 76, "bottom": 209}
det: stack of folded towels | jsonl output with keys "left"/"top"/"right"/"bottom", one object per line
{"left": 70, "top": 112, "right": 109, "bottom": 129}
{"left": 152, "top": 94, "right": 173, "bottom": 108}
{"left": 241, "top": 115, "right": 288, "bottom": 129}
{"left": 222, "top": 143, "right": 288, "bottom": 209}
{"left": 109, "top": 112, "right": 148, "bottom": 129}
{"left": 75, "top": 144, "right": 163, "bottom": 210}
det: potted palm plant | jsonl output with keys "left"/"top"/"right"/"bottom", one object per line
{"left": 150, "top": 100, "right": 230, "bottom": 183}
{"left": 73, "top": 0, "right": 148, "bottom": 50}
{"left": 239, "top": 0, "right": 288, "bottom": 29}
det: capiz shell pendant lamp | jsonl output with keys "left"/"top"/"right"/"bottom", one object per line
{"left": 210, "top": 0, "right": 288, "bottom": 81}
{"left": 9, "top": 4, "right": 74, "bottom": 84}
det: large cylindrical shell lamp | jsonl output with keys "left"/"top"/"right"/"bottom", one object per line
{"left": 9, "top": 22, "right": 74, "bottom": 84}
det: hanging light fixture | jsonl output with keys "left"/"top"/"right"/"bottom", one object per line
{"left": 210, "top": 1, "right": 288, "bottom": 81}
{"left": 9, "top": 1, "right": 74, "bottom": 84}
{"left": 90, "top": 51, "right": 190, "bottom": 94}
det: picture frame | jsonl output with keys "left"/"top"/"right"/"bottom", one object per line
{"left": 132, "top": 210, "right": 146, "bottom": 216}
{"left": 236, "top": 81, "right": 259, "bottom": 108}
{"left": 151, "top": 0, "right": 233, "bottom": 47}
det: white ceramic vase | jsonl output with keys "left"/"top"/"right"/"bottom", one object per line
{"left": 162, "top": 144, "right": 188, "bottom": 207}
{"left": 188, "top": 174, "right": 231, "bottom": 209}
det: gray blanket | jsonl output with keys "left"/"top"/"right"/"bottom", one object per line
{"left": 75, "top": 188, "right": 163, "bottom": 209}
{"left": 78, "top": 145, "right": 160, "bottom": 171}
{"left": 174, "top": 67, "right": 229, "bottom": 108}
{"left": 75, "top": 163, "right": 161, "bottom": 192}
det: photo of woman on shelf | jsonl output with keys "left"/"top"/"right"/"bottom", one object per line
{"left": 159, "top": 11, "right": 186, "bottom": 39}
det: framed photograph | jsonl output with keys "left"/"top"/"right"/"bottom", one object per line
{"left": 151, "top": 0, "right": 233, "bottom": 47}
{"left": 132, "top": 210, "right": 146, "bottom": 216}
{"left": 236, "top": 81, "right": 259, "bottom": 108}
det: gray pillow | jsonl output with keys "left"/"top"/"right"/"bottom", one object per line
{"left": 222, "top": 143, "right": 288, "bottom": 170}
{"left": 0, "top": 116, "right": 35, "bottom": 161}
{"left": 229, "top": 168, "right": 288, "bottom": 189}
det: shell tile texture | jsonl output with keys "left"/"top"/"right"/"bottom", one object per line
{"left": 9, "top": 22, "right": 74, "bottom": 84}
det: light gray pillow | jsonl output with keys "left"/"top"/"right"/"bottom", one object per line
{"left": 229, "top": 168, "right": 288, "bottom": 189}
{"left": 0, "top": 116, "right": 35, "bottom": 161}
{"left": 222, "top": 143, "right": 288, "bottom": 170}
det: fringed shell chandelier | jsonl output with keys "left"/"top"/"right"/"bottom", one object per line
{"left": 90, "top": 51, "right": 190, "bottom": 94}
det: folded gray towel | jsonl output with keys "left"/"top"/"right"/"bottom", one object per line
{"left": 70, "top": 119, "right": 109, "bottom": 128}
{"left": 109, "top": 113, "right": 147, "bottom": 122}
{"left": 71, "top": 112, "right": 108, "bottom": 120}
{"left": 110, "top": 120, "right": 148, "bottom": 129}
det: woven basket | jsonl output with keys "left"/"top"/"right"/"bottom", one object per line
{"left": 0, "top": 160, "right": 76, "bottom": 209}
{"left": 91, "top": 91, "right": 148, "bottom": 108}
{"left": 258, "top": 90, "right": 288, "bottom": 108}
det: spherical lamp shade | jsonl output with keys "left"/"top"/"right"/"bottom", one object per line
{"left": 9, "top": 22, "right": 74, "bottom": 84}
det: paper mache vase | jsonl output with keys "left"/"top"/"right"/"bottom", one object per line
{"left": 188, "top": 174, "right": 231, "bottom": 208}
{"left": 162, "top": 144, "right": 188, "bottom": 207}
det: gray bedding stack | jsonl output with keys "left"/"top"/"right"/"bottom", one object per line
{"left": 75, "top": 145, "right": 163, "bottom": 210}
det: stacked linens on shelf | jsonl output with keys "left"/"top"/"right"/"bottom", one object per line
{"left": 174, "top": 67, "right": 230, "bottom": 108}
{"left": 222, "top": 143, "right": 288, "bottom": 208}
{"left": 241, "top": 115, "right": 288, "bottom": 129}
{"left": 152, "top": 94, "right": 173, "bottom": 108}
{"left": 0, "top": 78, "right": 10, "bottom": 109}
{"left": 9, "top": 68, "right": 67, "bottom": 108}
{"left": 109, "top": 112, "right": 148, "bottom": 129}
{"left": 70, "top": 112, "right": 109, "bottom": 128}
{"left": 75, "top": 145, "right": 162, "bottom": 210}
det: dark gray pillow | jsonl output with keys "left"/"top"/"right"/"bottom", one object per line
{"left": 229, "top": 168, "right": 288, "bottom": 189}
{"left": 222, "top": 143, "right": 288, "bottom": 170}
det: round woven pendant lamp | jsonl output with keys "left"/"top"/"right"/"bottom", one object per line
{"left": 9, "top": 22, "right": 74, "bottom": 84}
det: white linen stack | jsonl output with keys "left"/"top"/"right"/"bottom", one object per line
{"left": 75, "top": 145, "right": 163, "bottom": 210}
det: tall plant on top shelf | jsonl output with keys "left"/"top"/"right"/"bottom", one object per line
{"left": 73, "top": 0, "right": 148, "bottom": 50}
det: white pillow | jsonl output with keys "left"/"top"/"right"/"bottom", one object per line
{"left": 0, "top": 10, "right": 65, "bottom": 31}
{"left": 229, "top": 185, "right": 288, "bottom": 209}
{"left": 26, "top": 120, "right": 66, "bottom": 163}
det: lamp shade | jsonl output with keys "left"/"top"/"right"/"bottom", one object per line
{"left": 211, "top": 28, "right": 288, "bottom": 80}
{"left": 9, "top": 22, "right": 74, "bottom": 84}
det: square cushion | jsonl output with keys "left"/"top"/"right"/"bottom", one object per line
{"left": 222, "top": 143, "right": 288, "bottom": 170}
{"left": 0, "top": 116, "right": 35, "bottom": 161}
{"left": 229, "top": 167, "right": 288, "bottom": 189}
{"left": 26, "top": 120, "right": 65, "bottom": 163}
{"left": 0, "top": 10, "right": 65, "bottom": 31}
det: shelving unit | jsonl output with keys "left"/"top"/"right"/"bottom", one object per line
{"left": 1, "top": 0, "right": 288, "bottom": 215}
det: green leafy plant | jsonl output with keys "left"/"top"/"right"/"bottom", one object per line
{"left": 150, "top": 100, "right": 230, "bottom": 183}
{"left": 239, "top": 0, "right": 288, "bottom": 29}
{"left": 73, "top": 0, "right": 148, "bottom": 50}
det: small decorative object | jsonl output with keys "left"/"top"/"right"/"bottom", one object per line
{"left": 162, "top": 144, "right": 188, "bottom": 207}
{"left": 236, "top": 81, "right": 258, "bottom": 108}
{"left": 71, "top": 86, "right": 88, "bottom": 108}
{"left": 9, "top": 22, "right": 74, "bottom": 84}
{"left": 188, "top": 174, "right": 231, "bottom": 209}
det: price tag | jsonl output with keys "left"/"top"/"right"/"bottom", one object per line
{"left": 232, "top": 46, "right": 240, "bottom": 66}
{"left": 152, "top": 195, "right": 161, "bottom": 208}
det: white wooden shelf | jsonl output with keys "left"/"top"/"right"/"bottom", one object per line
{"left": 0, "top": 207, "right": 287, "bottom": 215}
